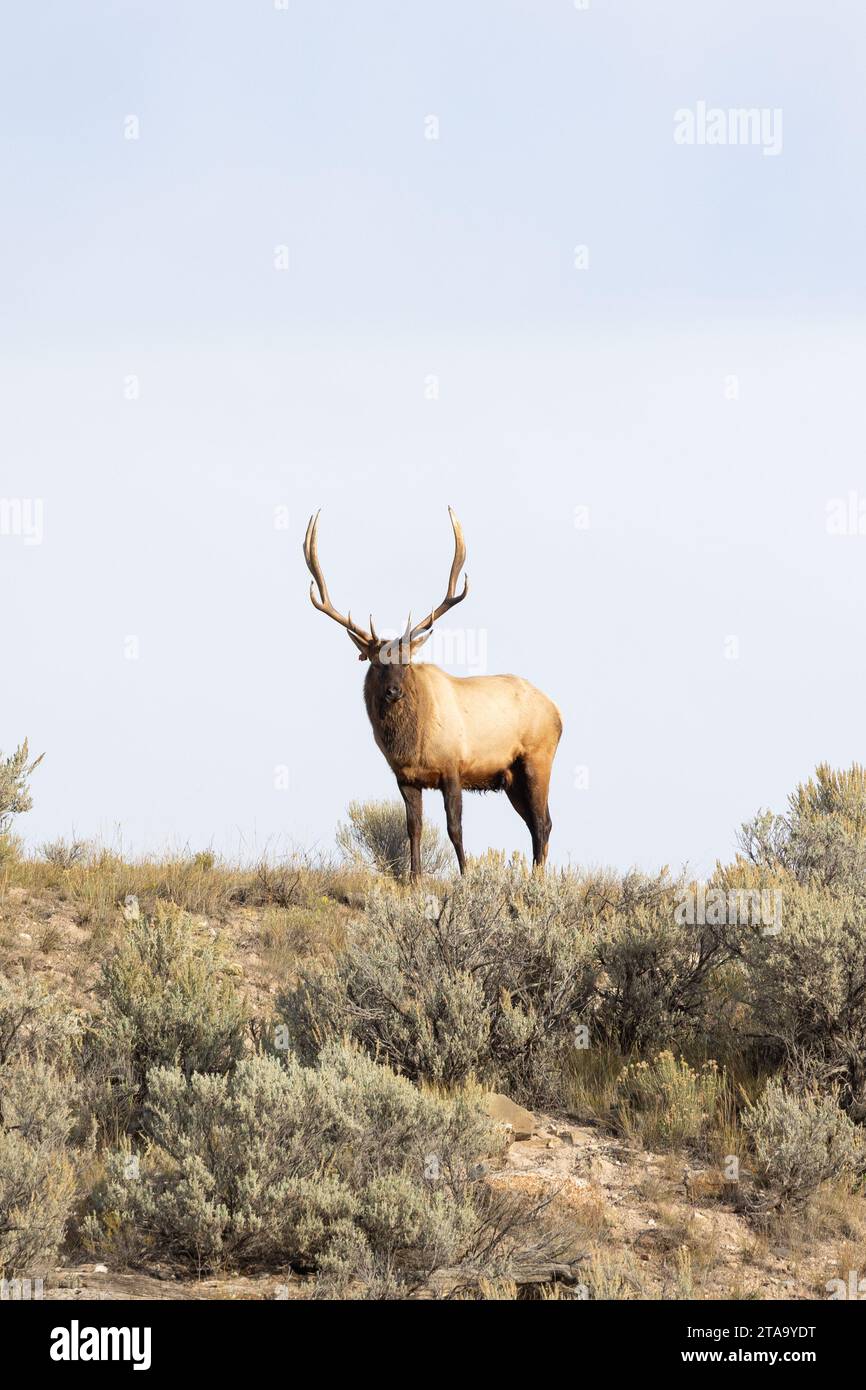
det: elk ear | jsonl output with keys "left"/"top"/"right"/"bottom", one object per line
{"left": 409, "top": 631, "right": 432, "bottom": 658}
{"left": 347, "top": 630, "right": 371, "bottom": 659}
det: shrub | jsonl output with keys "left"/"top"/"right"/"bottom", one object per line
{"left": 250, "top": 857, "right": 301, "bottom": 907}
{"left": 742, "top": 1081, "right": 864, "bottom": 1208}
{"left": 0, "top": 833, "right": 22, "bottom": 868}
{"left": 88, "top": 905, "right": 248, "bottom": 1130}
{"left": 739, "top": 763, "right": 866, "bottom": 893}
{"left": 84, "top": 1045, "right": 516, "bottom": 1293}
{"left": 612, "top": 1051, "right": 724, "bottom": 1150}
{"left": 0, "top": 973, "right": 83, "bottom": 1068}
{"left": 278, "top": 858, "right": 597, "bottom": 1104}
{"left": 0, "top": 1058, "right": 78, "bottom": 1276}
{"left": 735, "top": 886, "right": 866, "bottom": 1109}
{"left": 590, "top": 894, "right": 734, "bottom": 1053}
{"left": 39, "top": 837, "right": 91, "bottom": 868}
{"left": 0, "top": 739, "right": 43, "bottom": 836}
{"left": 336, "top": 800, "right": 451, "bottom": 879}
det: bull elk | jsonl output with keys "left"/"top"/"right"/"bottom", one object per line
{"left": 303, "top": 507, "right": 562, "bottom": 877}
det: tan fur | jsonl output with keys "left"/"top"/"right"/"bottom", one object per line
{"left": 365, "top": 664, "right": 562, "bottom": 793}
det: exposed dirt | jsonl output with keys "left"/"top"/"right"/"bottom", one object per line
{"left": 34, "top": 1268, "right": 309, "bottom": 1301}
{"left": 30, "top": 1114, "right": 844, "bottom": 1303}
{"left": 490, "top": 1116, "right": 812, "bottom": 1300}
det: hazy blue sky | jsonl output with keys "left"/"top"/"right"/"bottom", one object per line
{"left": 3, "top": 1, "right": 866, "bottom": 874}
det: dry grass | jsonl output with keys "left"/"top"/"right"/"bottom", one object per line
{"left": 773, "top": 1180, "right": 866, "bottom": 1297}
{"left": 0, "top": 847, "right": 370, "bottom": 1022}
{"left": 810, "top": 1178, "right": 866, "bottom": 1244}
{"left": 2, "top": 847, "right": 377, "bottom": 926}
{"left": 567, "top": 1185, "right": 610, "bottom": 1239}
{"left": 256, "top": 903, "right": 347, "bottom": 978}
{"left": 562, "top": 1045, "right": 625, "bottom": 1123}
{"left": 581, "top": 1247, "right": 647, "bottom": 1300}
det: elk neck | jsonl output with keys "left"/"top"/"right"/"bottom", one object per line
{"left": 363, "top": 662, "right": 424, "bottom": 768}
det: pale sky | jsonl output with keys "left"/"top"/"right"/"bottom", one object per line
{"left": 3, "top": 1, "right": 866, "bottom": 874}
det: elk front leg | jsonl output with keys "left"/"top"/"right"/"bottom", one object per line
{"left": 442, "top": 778, "right": 466, "bottom": 875}
{"left": 399, "top": 783, "right": 423, "bottom": 880}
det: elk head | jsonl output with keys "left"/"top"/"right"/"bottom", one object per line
{"left": 302, "top": 506, "right": 469, "bottom": 692}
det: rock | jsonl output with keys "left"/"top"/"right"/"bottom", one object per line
{"left": 93, "top": 1264, "right": 108, "bottom": 1274}
{"left": 482, "top": 1092, "right": 536, "bottom": 1140}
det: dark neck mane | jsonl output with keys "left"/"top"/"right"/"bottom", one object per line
{"left": 364, "top": 665, "right": 422, "bottom": 767}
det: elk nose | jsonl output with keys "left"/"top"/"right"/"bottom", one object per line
{"left": 386, "top": 685, "right": 401, "bottom": 701}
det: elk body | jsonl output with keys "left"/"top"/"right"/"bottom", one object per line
{"left": 303, "top": 508, "right": 562, "bottom": 877}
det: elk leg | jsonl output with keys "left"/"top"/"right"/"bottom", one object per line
{"left": 505, "top": 771, "right": 539, "bottom": 865}
{"left": 507, "top": 759, "right": 551, "bottom": 869}
{"left": 442, "top": 779, "right": 466, "bottom": 875}
{"left": 399, "top": 783, "right": 423, "bottom": 879}
{"left": 525, "top": 759, "right": 553, "bottom": 868}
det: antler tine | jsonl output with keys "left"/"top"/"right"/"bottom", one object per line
{"left": 408, "top": 507, "right": 469, "bottom": 644}
{"left": 303, "top": 511, "right": 373, "bottom": 646}
{"left": 444, "top": 505, "right": 467, "bottom": 599}
{"left": 303, "top": 511, "right": 331, "bottom": 608}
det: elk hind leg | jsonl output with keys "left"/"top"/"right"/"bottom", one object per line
{"left": 507, "top": 758, "right": 552, "bottom": 869}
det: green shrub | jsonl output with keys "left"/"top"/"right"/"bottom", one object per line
{"left": 0, "top": 739, "right": 43, "bottom": 836}
{"left": 278, "top": 858, "right": 597, "bottom": 1103}
{"left": 742, "top": 1080, "right": 864, "bottom": 1208}
{"left": 735, "top": 886, "right": 866, "bottom": 1108}
{"left": 278, "top": 860, "right": 727, "bottom": 1105}
{"left": 612, "top": 1051, "right": 724, "bottom": 1150}
{"left": 39, "top": 837, "right": 90, "bottom": 868}
{"left": 336, "top": 800, "right": 451, "bottom": 879}
{"left": 0, "top": 1058, "right": 78, "bottom": 1276}
{"left": 84, "top": 1045, "right": 513, "bottom": 1293}
{"left": 739, "top": 763, "right": 866, "bottom": 892}
{"left": 592, "top": 897, "right": 733, "bottom": 1053}
{"left": 0, "top": 973, "right": 83, "bottom": 1068}
{"left": 88, "top": 905, "right": 248, "bottom": 1131}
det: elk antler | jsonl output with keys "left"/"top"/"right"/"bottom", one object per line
{"left": 408, "top": 507, "right": 469, "bottom": 646}
{"left": 303, "top": 511, "right": 374, "bottom": 656}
